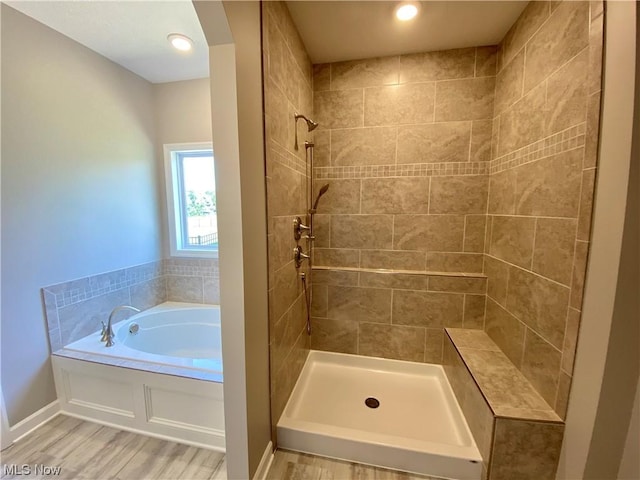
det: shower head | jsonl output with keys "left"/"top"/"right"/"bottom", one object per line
{"left": 312, "top": 183, "right": 330, "bottom": 211}
{"left": 295, "top": 113, "right": 319, "bottom": 132}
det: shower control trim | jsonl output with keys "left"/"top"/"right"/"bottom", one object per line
{"left": 293, "top": 216, "right": 311, "bottom": 241}
{"left": 293, "top": 245, "right": 310, "bottom": 268}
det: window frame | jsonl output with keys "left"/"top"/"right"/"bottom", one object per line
{"left": 163, "top": 142, "right": 218, "bottom": 258}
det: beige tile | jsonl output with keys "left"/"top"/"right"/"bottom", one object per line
{"left": 555, "top": 371, "right": 572, "bottom": 420}
{"left": 435, "top": 77, "right": 495, "bottom": 121}
{"left": 584, "top": 91, "right": 601, "bottom": 168}
{"left": 495, "top": 50, "right": 525, "bottom": 118}
{"left": 506, "top": 266, "right": 570, "bottom": 349}
{"left": 570, "top": 240, "right": 589, "bottom": 309}
{"left": 428, "top": 276, "right": 486, "bottom": 295}
{"left": 533, "top": 218, "right": 577, "bottom": 286}
{"left": 266, "top": 158, "right": 305, "bottom": 217}
{"left": 313, "top": 214, "right": 330, "bottom": 248}
{"left": 442, "top": 339, "right": 494, "bottom": 463}
{"left": 358, "top": 323, "right": 425, "bottom": 362}
{"left": 429, "top": 175, "right": 488, "bottom": 214}
{"left": 489, "top": 216, "right": 536, "bottom": 268}
{"left": 359, "top": 272, "right": 429, "bottom": 290}
{"left": 524, "top": 0, "right": 589, "bottom": 92}
{"left": 361, "top": 177, "right": 430, "bottom": 214}
{"left": 397, "top": 122, "right": 471, "bottom": 164}
{"left": 394, "top": 214, "right": 464, "bottom": 252}
{"left": 577, "top": 168, "right": 596, "bottom": 241}
{"left": 490, "top": 419, "right": 564, "bottom": 480}
{"left": 310, "top": 317, "right": 358, "bottom": 354}
{"left": 484, "top": 297, "right": 525, "bottom": 367}
{"left": 331, "top": 56, "right": 399, "bottom": 90}
{"left": 399, "top": 48, "right": 475, "bottom": 83}
{"left": 314, "top": 89, "right": 363, "bottom": 129}
{"left": 447, "top": 328, "right": 499, "bottom": 351}
{"left": 327, "top": 285, "right": 391, "bottom": 323}
{"left": 500, "top": 1, "right": 550, "bottom": 67}
{"left": 521, "top": 329, "right": 562, "bottom": 407}
{"left": 360, "top": 250, "right": 426, "bottom": 271}
{"left": 427, "top": 252, "right": 484, "bottom": 273}
{"left": 264, "top": 78, "right": 290, "bottom": 148}
{"left": 364, "top": 83, "right": 435, "bottom": 126}
{"left": 313, "top": 63, "right": 330, "bottom": 92}
{"left": 330, "top": 215, "right": 393, "bottom": 249}
{"left": 562, "top": 307, "right": 581, "bottom": 375}
{"left": 464, "top": 295, "right": 487, "bottom": 329}
{"left": 498, "top": 82, "right": 546, "bottom": 156}
{"left": 546, "top": 48, "right": 588, "bottom": 135}
{"left": 484, "top": 255, "right": 510, "bottom": 306}
{"left": 310, "top": 284, "right": 328, "bottom": 317}
{"left": 312, "top": 268, "right": 359, "bottom": 286}
{"left": 491, "top": 115, "right": 501, "bottom": 160}
{"left": 130, "top": 278, "right": 167, "bottom": 311}
{"left": 515, "top": 148, "right": 583, "bottom": 217}
{"left": 392, "top": 290, "right": 463, "bottom": 328}
{"left": 331, "top": 127, "right": 397, "bottom": 166}
{"left": 488, "top": 169, "right": 517, "bottom": 215}
{"left": 464, "top": 214, "right": 487, "bottom": 253}
{"left": 312, "top": 179, "right": 361, "bottom": 214}
{"left": 269, "top": 216, "right": 298, "bottom": 271}
{"left": 165, "top": 276, "right": 203, "bottom": 304}
{"left": 271, "top": 261, "right": 302, "bottom": 322}
{"left": 313, "top": 248, "right": 360, "bottom": 268}
{"left": 425, "top": 328, "right": 445, "bottom": 364}
{"left": 313, "top": 129, "right": 330, "bottom": 167}
{"left": 475, "top": 46, "right": 497, "bottom": 77}
{"left": 203, "top": 277, "right": 220, "bottom": 305}
{"left": 266, "top": 15, "right": 297, "bottom": 105}
{"left": 470, "top": 119, "right": 493, "bottom": 163}
{"left": 272, "top": 297, "right": 306, "bottom": 371}
{"left": 587, "top": 5, "right": 604, "bottom": 95}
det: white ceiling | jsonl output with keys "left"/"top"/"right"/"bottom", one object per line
{"left": 6, "top": 0, "right": 210, "bottom": 84}
{"left": 5, "top": 1, "right": 527, "bottom": 83}
{"left": 286, "top": 1, "right": 528, "bottom": 64}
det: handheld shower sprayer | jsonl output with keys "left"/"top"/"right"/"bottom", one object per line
{"left": 310, "top": 183, "right": 330, "bottom": 213}
{"left": 294, "top": 112, "right": 319, "bottom": 150}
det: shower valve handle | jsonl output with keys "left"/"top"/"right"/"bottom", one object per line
{"left": 293, "top": 246, "right": 310, "bottom": 268}
{"left": 293, "top": 216, "right": 311, "bottom": 240}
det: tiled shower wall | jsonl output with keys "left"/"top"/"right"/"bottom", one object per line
{"left": 309, "top": 47, "right": 497, "bottom": 363}
{"left": 484, "top": 0, "right": 603, "bottom": 418}
{"left": 261, "top": 1, "right": 314, "bottom": 435}
{"left": 43, "top": 258, "right": 220, "bottom": 351}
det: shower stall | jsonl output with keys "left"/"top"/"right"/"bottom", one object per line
{"left": 262, "top": 1, "right": 603, "bottom": 478}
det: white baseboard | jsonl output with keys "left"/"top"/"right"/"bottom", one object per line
{"left": 253, "top": 441, "right": 274, "bottom": 480}
{"left": 9, "top": 400, "right": 61, "bottom": 444}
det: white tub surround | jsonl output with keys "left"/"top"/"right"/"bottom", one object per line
{"left": 277, "top": 351, "right": 482, "bottom": 479}
{"left": 51, "top": 302, "right": 224, "bottom": 450}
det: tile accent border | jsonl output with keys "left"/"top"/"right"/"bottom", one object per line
{"left": 315, "top": 161, "right": 489, "bottom": 180}
{"left": 490, "top": 123, "right": 587, "bottom": 174}
{"left": 43, "top": 258, "right": 220, "bottom": 351}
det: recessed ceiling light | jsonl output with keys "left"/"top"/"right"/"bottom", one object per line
{"left": 168, "top": 33, "right": 193, "bottom": 52}
{"left": 395, "top": 2, "right": 419, "bottom": 21}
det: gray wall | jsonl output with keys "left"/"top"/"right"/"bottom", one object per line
{"left": 0, "top": 5, "right": 162, "bottom": 425}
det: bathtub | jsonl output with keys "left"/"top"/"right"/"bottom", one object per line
{"left": 278, "top": 351, "right": 482, "bottom": 479}
{"left": 52, "top": 302, "right": 225, "bottom": 450}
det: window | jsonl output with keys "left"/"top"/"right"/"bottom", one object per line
{"left": 164, "top": 143, "right": 218, "bottom": 257}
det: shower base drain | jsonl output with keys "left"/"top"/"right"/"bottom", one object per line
{"left": 365, "top": 397, "right": 380, "bottom": 409}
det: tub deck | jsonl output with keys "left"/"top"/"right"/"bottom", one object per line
{"left": 277, "top": 351, "right": 482, "bottom": 480}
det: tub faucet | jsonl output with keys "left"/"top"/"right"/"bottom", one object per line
{"left": 101, "top": 305, "right": 140, "bottom": 347}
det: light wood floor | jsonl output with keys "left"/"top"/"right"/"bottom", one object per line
{"left": 1, "top": 415, "right": 441, "bottom": 480}
{"left": 267, "top": 449, "right": 440, "bottom": 480}
{"left": 0, "top": 415, "right": 226, "bottom": 480}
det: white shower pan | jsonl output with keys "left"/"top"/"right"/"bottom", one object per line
{"left": 277, "top": 351, "right": 482, "bottom": 480}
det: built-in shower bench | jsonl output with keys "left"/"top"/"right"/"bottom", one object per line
{"left": 443, "top": 328, "right": 564, "bottom": 480}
